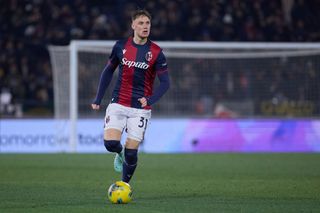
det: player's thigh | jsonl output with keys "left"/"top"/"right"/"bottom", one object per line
{"left": 104, "top": 128, "right": 122, "bottom": 141}
{"left": 126, "top": 113, "right": 150, "bottom": 143}
{"left": 125, "top": 138, "right": 140, "bottom": 149}
{"left": 103, "top": 103, "right": 127, "bottom": 141}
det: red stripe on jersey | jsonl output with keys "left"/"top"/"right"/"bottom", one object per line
{"left": 118, "top": 39, "right": 137, "bottom": 107}
{"left": 144, "top": 42, "right": 161, "bottom": 102}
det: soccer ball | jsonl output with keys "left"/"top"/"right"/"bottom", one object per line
{"left": 107, "top": 181, "right": 133, "bottom": 204}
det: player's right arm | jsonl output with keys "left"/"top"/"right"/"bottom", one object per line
{"left": 92, "top": 42, "right": 120, "bottom": 110}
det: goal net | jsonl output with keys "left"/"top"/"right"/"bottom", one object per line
{"left": 49, "top": 41, "right": 320, "bottom": 150}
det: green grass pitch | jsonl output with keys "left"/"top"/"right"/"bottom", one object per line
{"left": 0, "top": 153, "right": 319, "bottom": 212}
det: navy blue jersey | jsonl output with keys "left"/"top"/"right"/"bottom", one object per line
{"left": 107, "top": 37, "right": 168, "bottom": 109}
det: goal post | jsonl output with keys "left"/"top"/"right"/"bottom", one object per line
{"left": 49, "top": 41, "right": 320, "bottom": 152}
{"left": 69, "top": 42, "right": 78, "bottom": 152}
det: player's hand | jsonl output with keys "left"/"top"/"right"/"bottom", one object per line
{"left": 138, "top": 97, "right": 147, "bottom": 108}
{"left": 91, "top": 104, "right": 100, "bottom": 110}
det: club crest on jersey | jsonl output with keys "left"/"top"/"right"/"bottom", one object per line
{"left": 145, "top": 51, "right": 152, "bottom": 61}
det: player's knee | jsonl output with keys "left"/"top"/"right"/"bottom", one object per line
{"left": 124, "top": 148, "right": 138, "bottom": 165}
{"left": 104, "top": 140, "right": 121, "bottom": 153}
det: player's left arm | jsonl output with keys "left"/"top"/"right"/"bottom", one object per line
{"left": 139, "top": 51, "right": 170, "bottom": 107}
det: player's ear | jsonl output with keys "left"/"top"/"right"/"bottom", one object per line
{"left": 131, "top": 21, "right": 135, "bottom": 30}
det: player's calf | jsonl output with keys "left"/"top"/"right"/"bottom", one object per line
{"left": 104, "top": 140, "right": 124, "bottom": 173}
{"left": 122, "top": 148, "right": 138, "bottom": 183}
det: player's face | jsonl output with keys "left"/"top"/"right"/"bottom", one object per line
{"left": 132, "top": 15, "right": 151, "bottom": 40}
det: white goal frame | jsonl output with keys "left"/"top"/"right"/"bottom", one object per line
{"left": 63, "top": 41, "right": 320, "bottom": 152}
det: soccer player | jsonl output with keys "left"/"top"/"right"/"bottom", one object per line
{"left": 91, "top": 9, "right": 170, "bottom": 183}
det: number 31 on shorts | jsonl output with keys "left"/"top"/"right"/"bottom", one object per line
{"left": 138, "top": 117, "right": 148, "bottom": 129}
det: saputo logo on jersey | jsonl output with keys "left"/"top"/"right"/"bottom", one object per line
{"left": 121, "top": 58, "right": 149, "bottom": 69}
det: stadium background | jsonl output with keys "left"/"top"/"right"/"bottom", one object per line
{"left": 1, "top": 0, "right": 320, "bottom": 118}
{"left": 1, "top": 1, "right": 320, "bottom": 212}
{"left": 1, "top": 0, "right": 320, "bottom": 153}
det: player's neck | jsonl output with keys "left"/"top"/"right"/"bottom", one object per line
{"left": 133, "top": 36, "right": 148, "bottom": 45}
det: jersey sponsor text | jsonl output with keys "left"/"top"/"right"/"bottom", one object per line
{"left": 121, "top": 58, "right": 149, "bottom": 69}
